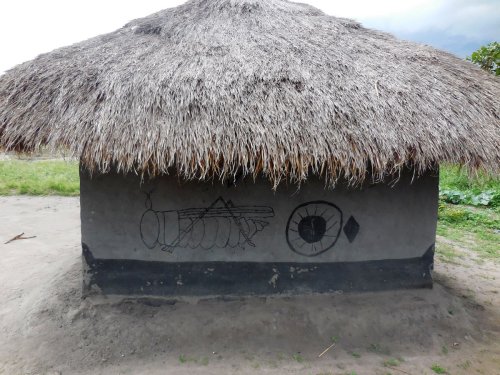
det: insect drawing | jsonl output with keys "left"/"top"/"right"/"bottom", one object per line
{"left": 140, "top": 194, "right": 275, "bottom": 253}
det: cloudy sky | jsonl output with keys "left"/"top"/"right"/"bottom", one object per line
{"left": 0, "top": 0, "right": 498, "bottom": 73}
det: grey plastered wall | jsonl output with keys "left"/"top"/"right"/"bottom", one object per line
{"left": 80, "top": 169, "right": 439, "bottom": 264}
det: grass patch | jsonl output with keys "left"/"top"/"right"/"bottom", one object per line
{"left": 437, "top": 203, "right": 499, "bottom": 261}
{"left": 431, "top": 364, "right": 447, "bottom": 374}
{"left": 0, "top": 160, "right": 79, "bottom": 196}
{"left": 440, "top": 165, "right": 499, "bottom": 193}
{"left": 435, "top": 241, "right": 463, "bottom": 264}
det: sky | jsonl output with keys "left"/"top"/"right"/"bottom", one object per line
{"left": 0, "top": 0, "right": 498, "bottom": 73}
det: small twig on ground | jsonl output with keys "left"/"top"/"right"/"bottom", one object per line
{"left": 4, "top": 233, "right": 37, "bottom": 244}
{"left": 318, "top": 343, "right": 336, "bottom": 358}
{"left": 386, "top": 366, "right": 412, "bottom": 375}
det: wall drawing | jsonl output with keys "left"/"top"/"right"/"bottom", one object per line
{"left": 286, "top": 201, "right": 343, "bottom": 257}
{"left": 140, "top": 194, "right": 275, "bottom": 253}
{"left": 343, "top": 215, "right": 360, "bottom": 243}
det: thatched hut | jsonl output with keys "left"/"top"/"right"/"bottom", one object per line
{"left": 1, "top": 0, "right": 499, "bottom": 296}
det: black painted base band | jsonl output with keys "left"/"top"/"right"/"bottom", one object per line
{"left": 82, "top": 245, "right": 434, "bottom": 296}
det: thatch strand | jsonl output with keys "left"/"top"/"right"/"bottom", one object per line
{"left": 0, "top": 0, "right": 499, "bottom": 186}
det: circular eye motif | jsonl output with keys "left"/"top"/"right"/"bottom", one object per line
{"left": 286, "top": 201, "right": 343, "bottom": 257}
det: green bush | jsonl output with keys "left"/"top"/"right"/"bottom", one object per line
{"left": 439, "top": 165, "right": 499, "bottom": 208}
{"left": 438, "top": 206, "right": 470, "bottom": 224}
{"left": 467, "top": 41, "right": 500, "bottom": 75}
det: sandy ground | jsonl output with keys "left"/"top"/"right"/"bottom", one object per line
{"left": 0, "top": 196, "right": 499, "bottom": 375}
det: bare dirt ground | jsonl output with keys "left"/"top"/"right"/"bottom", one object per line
{"left": 0, "top": 196, "right": 499, "bottom": 375}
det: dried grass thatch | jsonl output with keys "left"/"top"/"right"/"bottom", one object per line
{"left": 0, "top": 0, "right": 499, "bottom": 186}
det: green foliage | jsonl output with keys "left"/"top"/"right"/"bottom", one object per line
{"left": 439, "top": 165, "right": 500, "bottom": 207}
{"left": 439, "top": 189, "right": 467, "bottom": 205}
{"left": 440, "top": 165, "right": 499, "bottom": 191}
{"left": 440, "top": 189, "right": 498, "bottom": 207}
{"left": 438, "top": 205, "right": 470, "bottom": 224}
{"left": 431, "top": 364, "right": 447, "bottom": 374}
{"left": 0, "top": 160, "right": 79, "bottom": 196}
{"left": 467, "top": 42, "right": 500, "bottom": 75}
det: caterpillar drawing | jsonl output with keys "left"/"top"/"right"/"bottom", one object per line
{"left": 140, "top": 195, "right": 275, "bottom": 253}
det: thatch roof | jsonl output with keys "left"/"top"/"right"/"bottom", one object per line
{"left": 0, "top": 0, "right": 499, "bottom": 186}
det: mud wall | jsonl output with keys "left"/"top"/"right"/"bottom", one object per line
{"left": 80, "top": 169, "right": 438, "bottom": 295}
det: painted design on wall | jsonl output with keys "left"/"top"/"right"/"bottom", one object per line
{"left": 286, "top": 201, "right": 343, "bottom": 257}
{"left": 140, "top": 195, "right": 275, "bottom": 253}
{"left": 343, "top": 216, "right": 360, "bottom": 243}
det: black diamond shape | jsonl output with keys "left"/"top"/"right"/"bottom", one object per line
{"left": 343, "top": 216, "right": 360, "bottom": 243}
